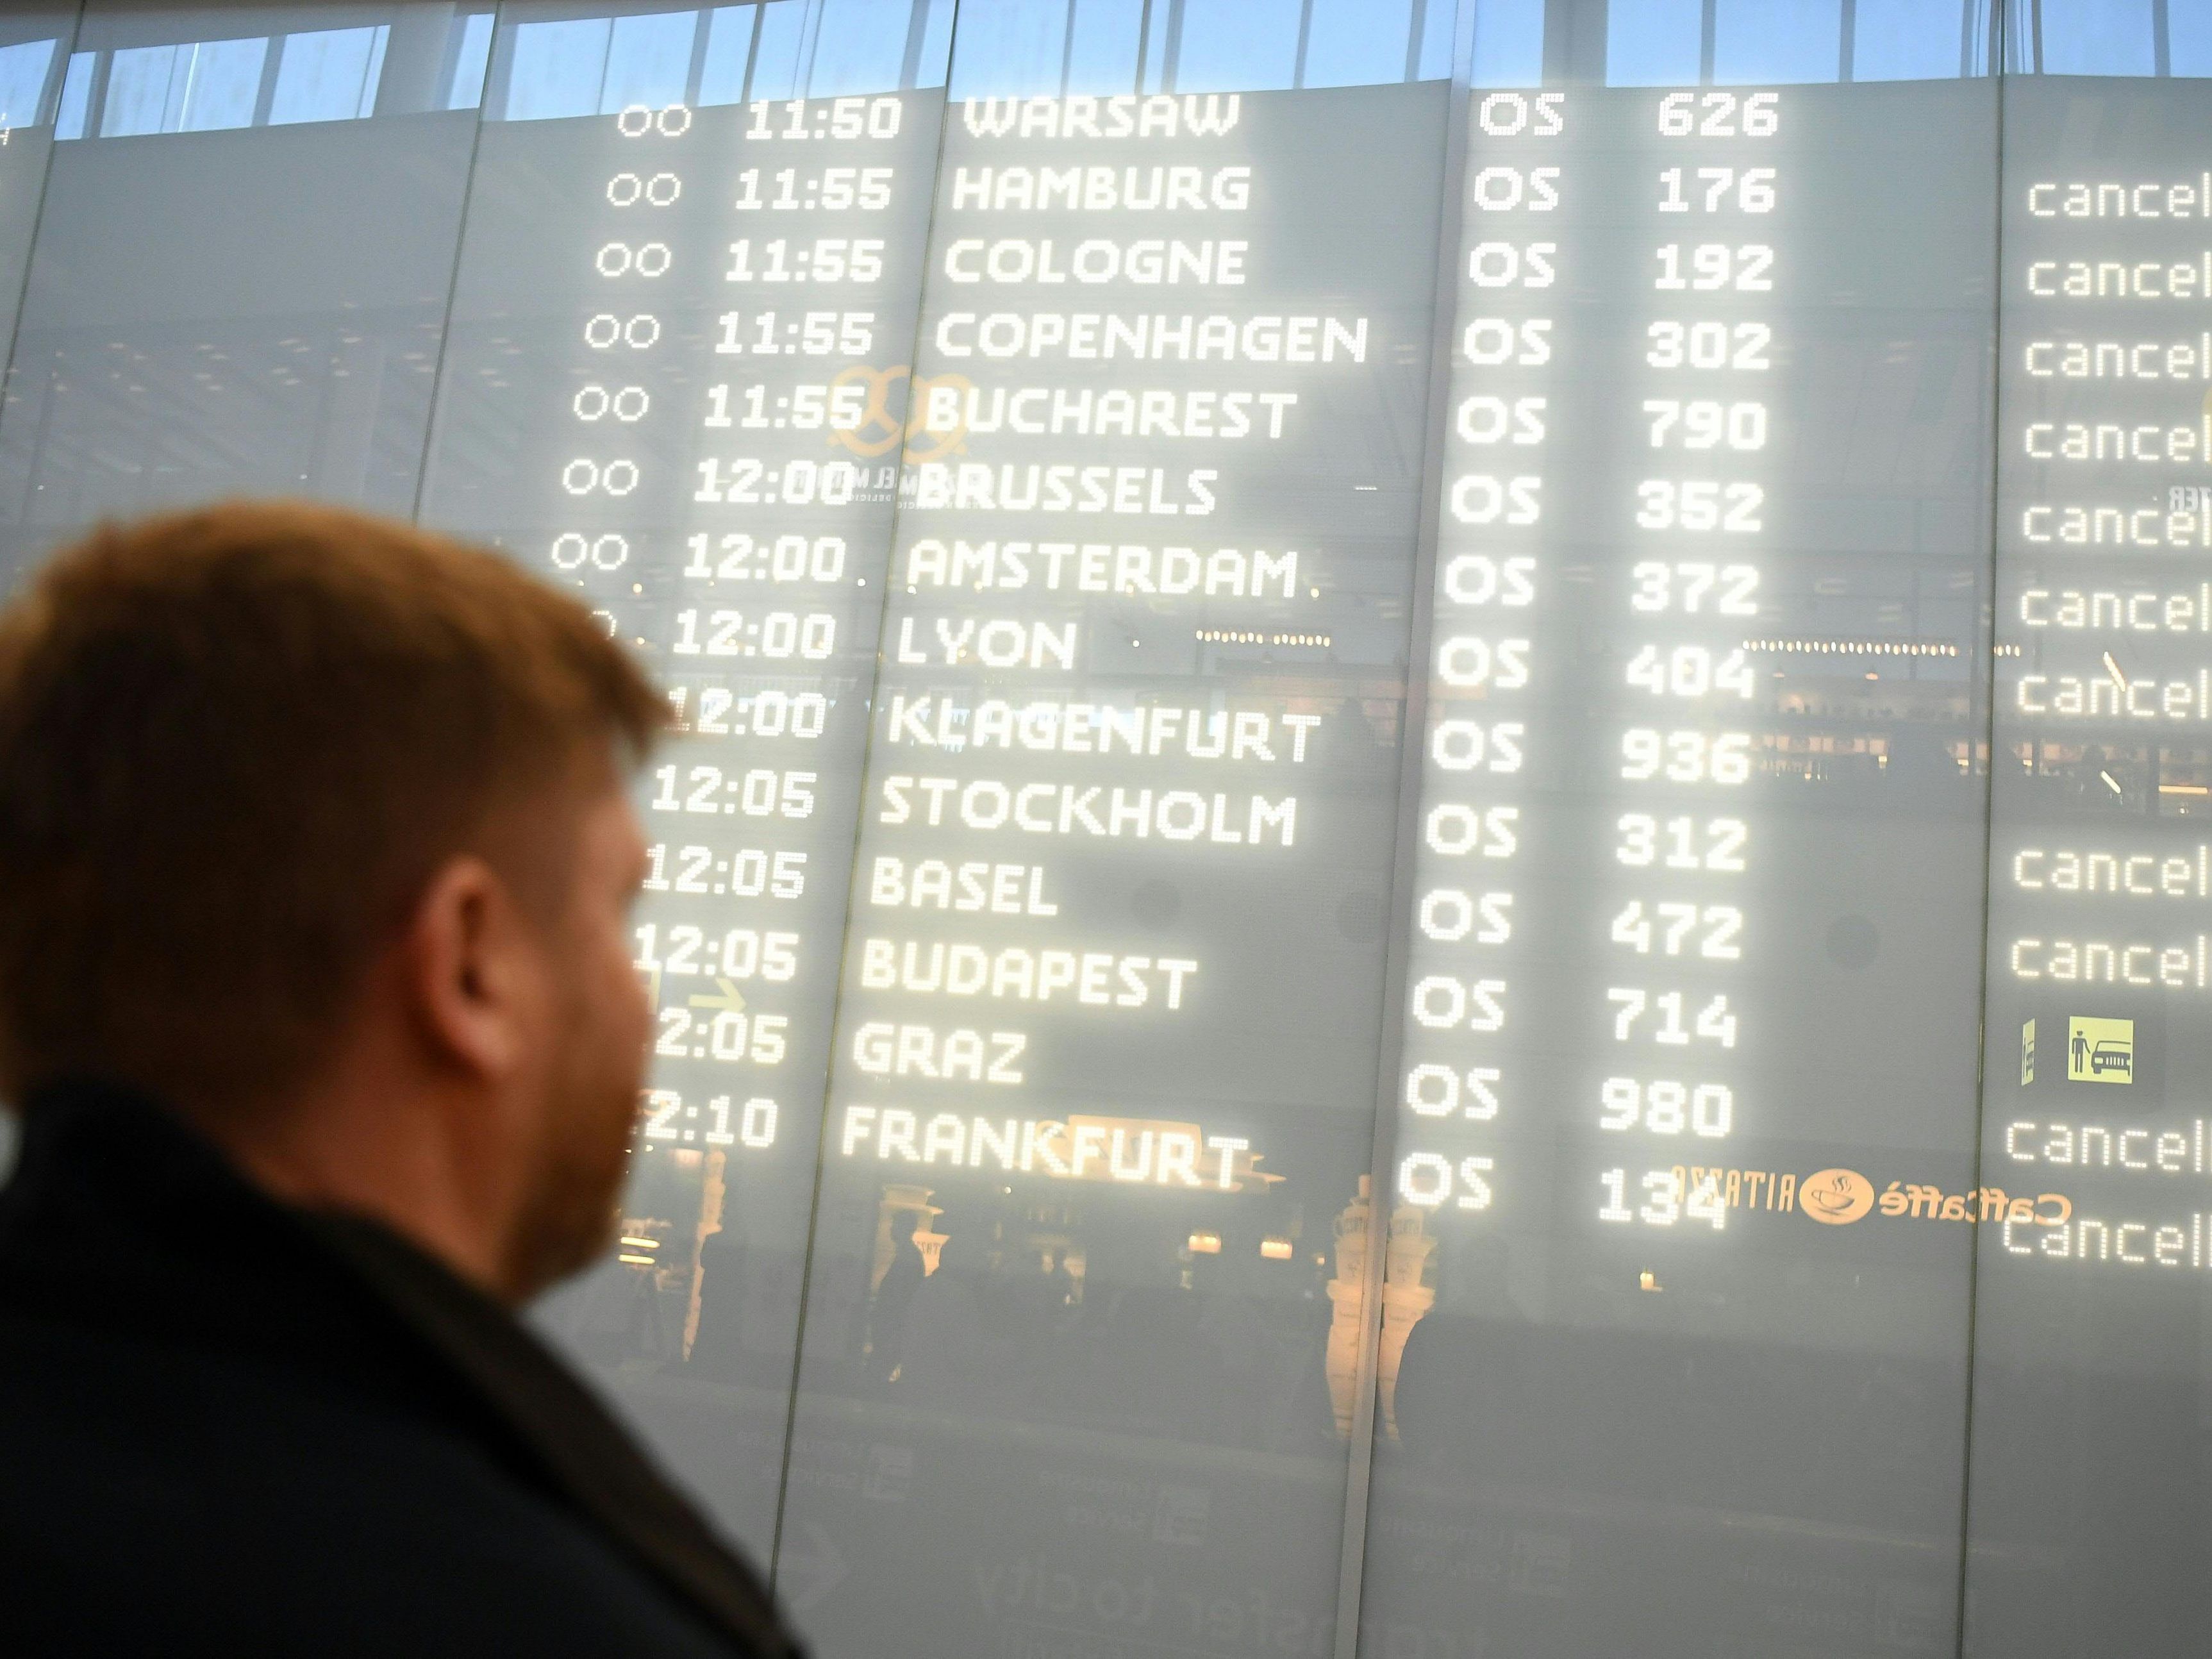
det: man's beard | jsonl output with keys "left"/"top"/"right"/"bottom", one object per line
{"left": 507, "top": 1033, "right": 640, "bottom": 1300}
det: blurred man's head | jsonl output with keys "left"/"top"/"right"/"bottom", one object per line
{"left": 0, "top": 502, "right": 667, "bottom": 1301}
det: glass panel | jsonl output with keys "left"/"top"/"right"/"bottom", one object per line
{"left": 0, "top": 6, "right": 79, "bottom": 551}
{"left": 1609, "top": 0, "right": 1703, "bottom": 87}
{"left": 773, "top": 0, "right": 1456, "bottom": 1650}
{"left": 1856, "top": 0, "right": 1975, "bottom": 83}
{"left": 1965, "top": 38, "right": 2212, "bottom": 1653}
{"left": 103, "top": 44, "right": 190, "bottom": 135}
{"left": 1175, "top": 0, "right": 1302, "bottom": 91}
{"left": 505, "top": 17, "right": 616, "bottom": 121}
{"left": 695, "top": 4, "right": 758, "bottom": 105}
{"left": 2175, "top": 3, "right": 2212, "bottom": 76}
{"left": 0, "top": 3, "right": 481, "bottom": 586}
{"left": 414, "top": 0, "right": 951, "bottom": 1561}
{"left": 0, "top": 36, "right": 62, "bottom": 131}
{"left": 268, "top": 27, "right": 392, "bottom": 126}
{"left": 944, "top": 0, "right": 1067, "bottom": 97}
{"left": 1142, "top": 0, "right": 1174, "bottom": 90}
{"left": 1068, "top": 0, "right": 1145, "bottom": 94}
{"left": 100, "top": 33, "right": 276, "bottom": 135}
{"left": 599, "top": 10, "right": 698, "bottom": 113}
{"left": 1304, "top": 0, "right": 1417, "bottom": 90}
{"left": 54, "top": 50, "right": 95, "bottom": 140}
{"left": 447, "top": 11, "right": 494, "bottom": 107}
{"left": 1713, "top": 0, "right": 1842, "bottom": 85}
{"left": 1471, "top": 0, "right": 1545, "bottom": 88}
{"left": 174, "top": 36, "right": 269, "bottom": 130}
{"left": 809, "top": 0, "right": 929, "bottom": 97}
{"left": 2039, "top": 0, "right": 2156, "bottom": 76}
{"left": 747, "top": 0, "right": 817, "bottom": 99}
{"left": 1357, "top": 1, "right": 2000, "bottom": 1652}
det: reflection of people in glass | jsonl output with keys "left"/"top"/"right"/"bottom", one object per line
{"left": 0, "top": 504, "right": 797, "bottom": 1654}
{"left": 1047, "top": 1218, "right": 1215, "bottom": 1435}
{"left": 688, "top": 1222, "right": 748, "bottom": 1381}
{"left": 1044, "top": 1246, "right": 1076, "bottom": 1313}
{"left": 894, "top": 1220, "right": 982, "bottom": 1403}
{"left": 1392, "top": 1235, "right": 1522, "bottom": 1472}
{"left": 867, "top": 1208, "right": 924, "bottom": 1385}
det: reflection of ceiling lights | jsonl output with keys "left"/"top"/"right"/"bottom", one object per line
{"left": 1195, "top": 629, "right": 1331, "bottom": 647}
{"left": 2101, "top": 771, "right": 2124, "bottom": 796}
{"left": 1743, "top": 638, "right": 1958, "bottom": 657}
{"left": 1187, "top": 1231, "right": 1222, "bottom": 1255}
{"left": 1260, "top": 1238, "right": 1294, "bottom": 1260}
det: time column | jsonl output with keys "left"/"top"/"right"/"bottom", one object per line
{"left": 632, "top": 90, "right": 936, "bottom": 1167}
{"left": 1593, "top": 88, "right": 1783, "bottom": 1233}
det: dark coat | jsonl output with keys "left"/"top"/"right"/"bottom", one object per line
{"left": 0, "top": 1079, "right": 802, "bottom": 1658}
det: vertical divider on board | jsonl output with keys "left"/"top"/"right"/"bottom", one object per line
{"left": 403, "top": 4, "right": 499, "bottom": 528}
{"left": 1329, "top": 3, "right": 1482, "bottom": 1656}
{"left": 0, "top": 0, "right": 73, "bottom": 1163}
{"left": 766, "top": 0, "right": 963, "bottom": 1596}
{"left": 1952, "top": 4, "right": 2013, "bottom": 1647}
{"left": 0, "top": 5, "right": 92, "bottom": 593}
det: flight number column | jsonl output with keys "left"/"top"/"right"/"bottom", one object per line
{"left": 1593, "top": 89, "right": 1782, "bottom": 1233}
{"left": 1392, "top": 90, "right": 1568, "bottom": 1226}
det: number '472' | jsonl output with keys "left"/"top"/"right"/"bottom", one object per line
{"left": 1609, "top": 901, "right": 1742, "bottom": 959}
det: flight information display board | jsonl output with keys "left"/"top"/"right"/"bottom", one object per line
{"left": 12, "top": 2, "right": 2212, "bottom": 1658}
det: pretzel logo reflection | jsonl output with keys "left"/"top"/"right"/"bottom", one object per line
{"left": 828, "top": 364, "right": 972, "bottom": 463}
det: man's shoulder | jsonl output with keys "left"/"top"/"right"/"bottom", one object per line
{"left": 0, "top": 1089, "right": 798, "bottom": 1659}
{"left": 0, "top": 1306, "right": 756, "bottom": 1657}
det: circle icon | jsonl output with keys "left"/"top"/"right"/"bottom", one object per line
{"left": 1799, "top": 1169, "right": 1875, "bottom": 1226}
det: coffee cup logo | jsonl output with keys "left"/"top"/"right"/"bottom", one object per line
{"left": 1799, "top": 1167, "right": 1874, "bottom": 1225}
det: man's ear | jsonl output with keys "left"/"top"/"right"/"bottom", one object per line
{"left": 401, "top": 855, "right": 542, "bottom": 1083}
